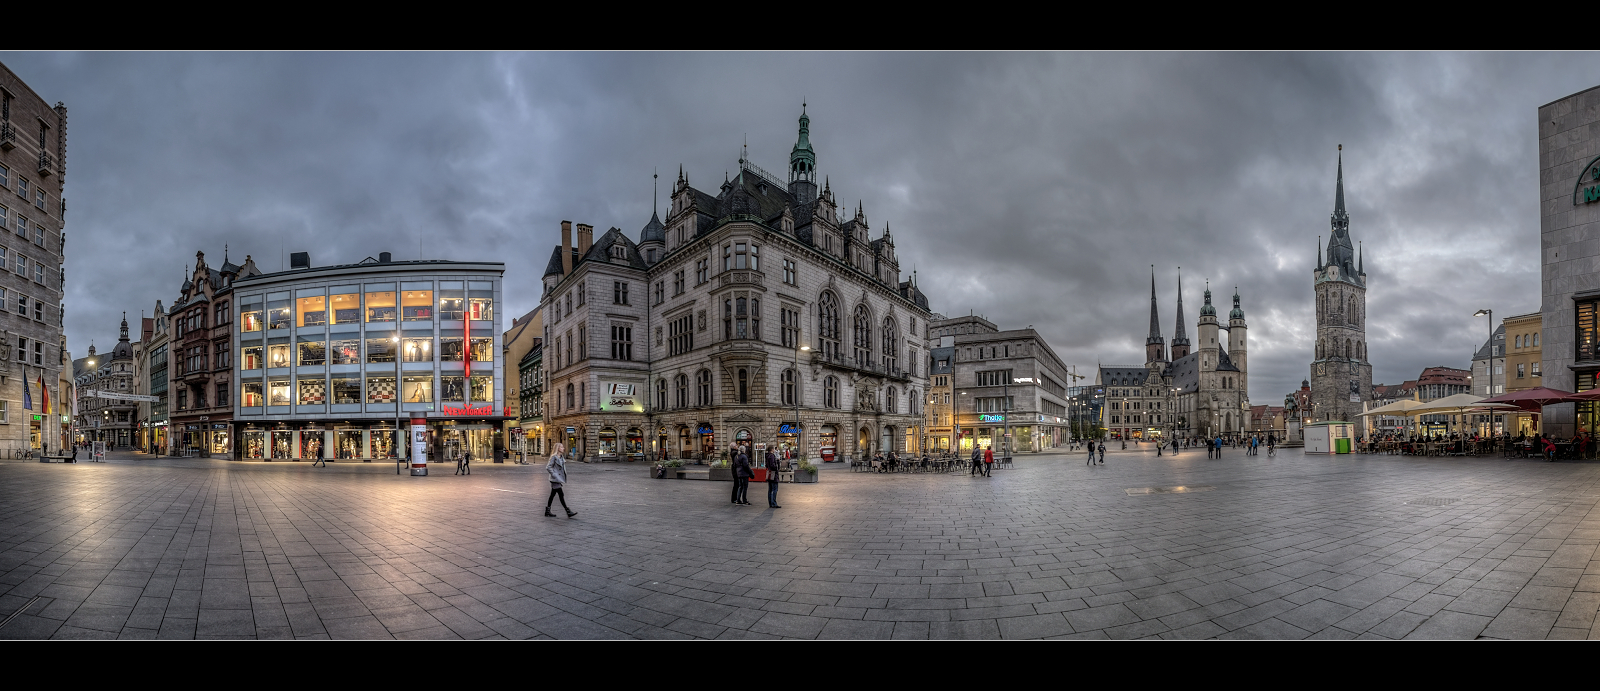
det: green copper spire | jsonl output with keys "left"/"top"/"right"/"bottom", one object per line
{"left": 789, "top": 102, "right": 816, "bottom": 185}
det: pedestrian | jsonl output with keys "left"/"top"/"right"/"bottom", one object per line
{"left": 1086, "top": 440, "right": 1096, "bottom": 466}
{"left": 971, "top": 445, "right": 983, "bottom": 475}
{"left": 983, "top": 445, "right": 995, "bottom": 476}
{"left": 765, "top": 447, "right": 782, "bottom": 509}
{"left": 312, "top": 440, "right": 327, "bottom": 468}
{"left": 732, "top": 444, "right": 753, "bottom": 505}
{"left": 1214, "top": 435, "right": 1223, "bottom": 458}
{"left": 1098, "top": 442, "right": 1105, "bottom": 464}
{"left": 545, "top": 443, "right": 575, "bottom": 518}
{"left": 457, "top": 449, "right": 472, "bottom": 475}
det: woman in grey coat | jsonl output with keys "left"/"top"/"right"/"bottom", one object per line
{"left": 546, "top": 443, "right": 575, "bottom": 518}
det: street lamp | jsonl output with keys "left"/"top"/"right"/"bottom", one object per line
{"left": 792, "top": 344, "right": 810, "bottom": 462}
{"left": 393, "top": 335, "right": 402, "bottom": 474}
{"left": 1474, "top": 309, "right": 1495, "bottom": 434}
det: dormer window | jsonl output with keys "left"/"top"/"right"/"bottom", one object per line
{"left": 611, "top": 243, "right": 627, "bottom": 260}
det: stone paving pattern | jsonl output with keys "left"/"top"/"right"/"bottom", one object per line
{"left": 3, "top": 446, "right": 1600, "bottom": 639}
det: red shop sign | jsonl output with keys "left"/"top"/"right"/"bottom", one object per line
{"left": 441, "top": 404, "right": 493, "bottom": 416}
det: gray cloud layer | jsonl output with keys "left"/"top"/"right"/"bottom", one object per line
{"left": 3, "top": 52, "right": 1584, "bottom": 400}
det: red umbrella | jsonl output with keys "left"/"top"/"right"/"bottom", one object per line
{"left": 1479, "top": 387, "right": 1581, "bottom": 411}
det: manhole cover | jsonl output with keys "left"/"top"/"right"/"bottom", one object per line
{"left": 1405, "top": 497, "right": 1459, "bottom": 506}
{"left": 1125, "top": 486, "right": 1215, "bottom": 495}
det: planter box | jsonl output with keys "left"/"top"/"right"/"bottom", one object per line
{"left": 708, "top": 467, "right": 734, "bottom": 482}
{"left": 791, "top": 469, "right": 818, "bottom": 483}
{"left": 650, "top": 465, "right": 686, "bottom": 478}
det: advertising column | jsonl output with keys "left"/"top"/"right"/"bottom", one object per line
{"left": 411, "top": 417, "right": 428, "bottom": 475}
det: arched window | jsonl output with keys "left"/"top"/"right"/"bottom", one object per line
{"left": 818, "top": 291, "right": 840, "bottom": 359}
{"left": 1533, "top": 333, "right": 1539, "bottom": 347}
{"left": 824, "top": 376, "right": 839, "bottom": 409}
{"left": 565, "top": 383, "right": 574, "bottom": 409}
{"left": 885, "top": 386, "right": 897, "bottom": 413}
{"left": 697, "top": 370, "right": 712, "bottom": 406}
{"left": 782, "top": 369, "right": 795, "bottom": 406}
{"left": 881, "top": 316, "right": 898, "bottom": 372}
{"left": 737, "top": 368, "right": 749, "bottom": 404}
{"left": 675, "top": 374, "right": 688, "bottom": 408}
{"left": 853, "top": 305, "right": 873, "bottom": 365}
{"left": 656, "top": 379, "right": 666, "bottom": 411}
{"left": 1349, "top": 297, "right": 1357, "bottom": 325}
{"left": 1345, "top": 339, "right": 1352, "bottom": 359}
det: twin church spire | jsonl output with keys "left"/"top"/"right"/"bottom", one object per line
{"left": 1147, "top": 268, "right": 1226, "bottom": 365}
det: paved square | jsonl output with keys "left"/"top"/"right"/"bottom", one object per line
{"left": 2, "top": 446, "right": 1599, "bottom": 639}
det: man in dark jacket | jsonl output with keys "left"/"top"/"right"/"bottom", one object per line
{"left": 970, "top": 446, "right": 983, "bottom": 475}
{"left": 732, "top": 445, "right": 753, "bottom": 505}
{"left": 764, "top": 449, "right": 782, "bottom": 508}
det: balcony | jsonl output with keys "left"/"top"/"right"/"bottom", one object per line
{"left": 811, "top": 351, "right": 910, "bottom": 382}
{"left": 0, "top": 123, "right": 13, "bottom": 151}
{"left": 718, "top": 269, "right": 764, "bottom": 288}
{"left": 37, "top": 152, "right": 53, "bottom": 177}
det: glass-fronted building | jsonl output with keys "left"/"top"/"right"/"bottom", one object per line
{"left": 231, "top": 255, "right": 505, "bottom": 463}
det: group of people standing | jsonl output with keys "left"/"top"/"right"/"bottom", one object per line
{"left": 729, "top": 443, "right": 784, "bottom": 508}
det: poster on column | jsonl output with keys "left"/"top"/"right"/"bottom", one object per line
{"left": 411, "top": 422, "right": 428, "bottom": 475}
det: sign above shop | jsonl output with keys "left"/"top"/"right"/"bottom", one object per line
{"left": 778, "top": 422, "right": 802, "bottom": 435}
{"left": 978, "top": 414, "right": 1005, "bottom": 423}
{"left": 1577, "top": 155, "right": 1600, "bottom": 204}
{"left": 442, "top": 403, "right": 493, "bottom": 416}
{"left": 599, "top": 382, "right": 643, "bottom": 413}
{"left": 696, "top": 424, "right": 714, "bottom": 435}
{"left": 1012, "top": 378, "right": 1036, "bottom": 385}
{"left": 86, "top": 390, "right": 159, "bottom": 403}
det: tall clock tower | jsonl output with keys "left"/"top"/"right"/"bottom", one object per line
{"left": 1310, "top": 148, "right": 1372, "bottom": 424}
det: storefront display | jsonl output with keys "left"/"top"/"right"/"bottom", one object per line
{"left": 272, "top": 430, "right": 293, "bottom": 459}
{"left": 241, "top": 346, "right": 262, "bottom": 370}
{"left": 598, "top": 427, "right": 617, "bottom": 458}
{"left": 298, "top": 379, "right": 325, "bottom": 405}
{"left": 241, "top": 382, "right": 263, "bottom": 407}
{"left": 300, "top": 429, "right": 323, "bottom": 459}
{"left": 777, "top": 422, "right": 800, "bottom": 459}
{"left": 243, "top": 430, "right": 265, "bottom": 459}
{"left": 698, "top": 423, "right": 715, "bottom": 458}
{"left": 330, "top": 339, "right": 360, "bottom": 364}
{"left": 370, "top": 425, "right": 397, "bottom": 458}
{"left": 211, "top": 424, "right": 231, "bottom": 455}
{"left": 298, "top": 341, "right": 325, "bottom": 366}
{"left": 401, "top": 283, "right": 433, "bottom": 321}
{"left": 269, "top": 380, "right": 291, "bottom": 406}
{"left": 331, "top": 288, "right": 360, "bottom": 324}
{"left": 331, "top": 376, "right": 361, "bottom": 404}
{"left": 268, "top": 344, "right": 291, "bottom": 369}
{"left": 337, "top": 429, "right": 363, "bottom": 459}
{"left": 366, "top": 286, "right": 396, "bottom": 322}
{"left": 297, "top": 294, "right": 326, "bottom": 327}
{"left": 820, "top": 424, "right": 837, "bottom": 462}
{"left": 625, "top": 427, "right": 643, "bottom": 460}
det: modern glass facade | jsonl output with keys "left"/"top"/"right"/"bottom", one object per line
{"left": 232, "top": 259, "right": 505, "bottom": 462}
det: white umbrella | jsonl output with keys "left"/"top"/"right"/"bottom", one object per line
{"left": 1360, "top": 399, "right": 1426, "bottom": 416}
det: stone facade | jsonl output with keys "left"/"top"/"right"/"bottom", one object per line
{"left": 0, "top": 62, "right": 67, "bottom": 453}
{"left": 540, "top": 108, "right": 931, "bottom": 463}
{"left": 931, "top": 315, "right": 1071, "bottom": 453}
{"left": 170, "top": 251, "right": 258, "bottom": 455}
{"left": 1537, "top": 85, "right": 1600, "bottom": 436}
{"left": 1309, "top": 151, "right": 1373, "bottom": 425}
{"left": 73, "top": 316, "right": 139, "bottom": 447}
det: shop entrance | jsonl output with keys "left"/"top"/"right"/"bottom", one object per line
{"left": 677, "top": 426, "right": 691, "bottom": 460}
{"left": 881, "top": 426, "right": 894, "bottom": 455}
{"left": 858, "top": 426, "right": 872, "bottom": 456}
{"left": 697, "top": 424, "right": 715, "bottom": 460}
{"left": 625, "top": 427, "right": 644, "bottom": 461}
{"left": 734, "top": 428, "right": 753, "bottom": 455}
{"left": 819, "top": 424, "right": 837, "bottom": 462}
{"left": 777, "top": 422, "right": 800, "bottom": 460}
{"left": 440, "top": 425, "right": 493, "bottom": 463}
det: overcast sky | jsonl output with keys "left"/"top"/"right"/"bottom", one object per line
{"left": 4, "top": 52, "right": 1587, "bottom": 401}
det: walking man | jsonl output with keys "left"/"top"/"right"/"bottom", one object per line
{"left": 1086, "top": 440, "right": 1096, "bottom": 466}
{"left": 765, "top": 447, "right": 782, "bottom": 509}
{"left": 1098, "top": 442, "right": 1106, "bottom": 464}
{"left": 545, "top": 443, "right": 575, "bottom": 518}
{"left": 971, "top": 445, "right": 983, "bottom": 476}
{"left": 457, "top": 449, "right": 472, "bottom": 475}
{"left": 312, "top": 441, "right": 327, "bottom": 468}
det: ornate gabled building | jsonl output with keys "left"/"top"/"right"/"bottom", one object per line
{"left": 168, "top": 249, "right": 258, "bottom": 455}
{"left": 1098, "top": 269, "right": 1250, "bottom": 439}
{"left": 540, "top": 106, "right": 932, "bottom": 462}
{"left": 1309, "top": 149, "right": 1372, "bottom": 423}
{"left": 73, "top": 314, "right": 139, "bottom": 447}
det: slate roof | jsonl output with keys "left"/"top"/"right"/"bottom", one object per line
{"left": 1473, "top": 324, "right": 1506, "bottom": 360}
{"left": 1169, "top": 353, "right": 1201, "bottom": 394}
{"left": 639, "top": 211, "right": 665, "bottom": 244}
{"left": 582, "top": 227, "right": 649, "bottom": 270}
{"left": 1099, "top": 366, "right": 1154, "bottom": 388}
{"left": 930, "top": 346, "right": 955, "bottom": 375}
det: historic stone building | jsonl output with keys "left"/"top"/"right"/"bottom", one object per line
{"left": 1309, "top": 150, "right": 1373, "bottom": 424}
{"left": 0, "top": 62, "right": 68, "bottom": 453}
{"left": 169, "top": 250, "right": 258, "bottom": 455}
{"left": 73, "top": 315, "right": 141, "bottom": 447}
{"left": 540, "top": 107, "right": 931, "bottom": 462}
{"left": 1098, "top": 271, "right": 1250, "bottom": 439}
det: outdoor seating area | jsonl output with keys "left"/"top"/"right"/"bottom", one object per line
{"left": 848, "top": 453, "right": 1015, "bottom": 474}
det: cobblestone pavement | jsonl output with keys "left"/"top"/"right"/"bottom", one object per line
{"left": 2, "top": 445, "right": 1600, "bottom": 639}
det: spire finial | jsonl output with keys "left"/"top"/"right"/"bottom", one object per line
{"left": 1147, "top": 265, "right": 1162, "bottom": 342}
{"left": 653, "top": 167, "right": 659, "bottom": 218}
{"left": 1359, "top": 241, "right": 1363, "bottom": 273}
{"left": 1317, "top": 235, "right": 1323, "bottom": 268}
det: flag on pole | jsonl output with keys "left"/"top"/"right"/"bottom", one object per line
{"left": 38, "top": 374, "right": 49, "bottom": 415}
{"left": 22, "top": 372, "right": 32, "bottom": 411}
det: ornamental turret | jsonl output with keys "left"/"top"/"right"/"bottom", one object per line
{"left": 788, "top": 104, "right": 818, "bottom": 204}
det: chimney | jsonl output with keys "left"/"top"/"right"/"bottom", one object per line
{"left": 561, "top": 221, "right": 573, "bottom": 275}
{"left": 577, "top": 223, "right": 593, "bottom": 256}
{"left": 379, "top": 251, "right": 392, "bottom": 263}
{"left": 289, "top": 252, "right": 310, "bottom": 269}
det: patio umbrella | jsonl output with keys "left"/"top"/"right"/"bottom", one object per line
{"left": 1359, "top": 399, "right": 1426, "bottom": 416}
{"left": 1479, "top": 387, "right": 1580, "bottom": 410}
{"left": 1408, "top": 394, "right": 1517, "bottom": 436}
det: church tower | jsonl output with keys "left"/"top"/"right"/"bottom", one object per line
{"left": 1171, "top": 270, "right": 1190, "bottom": 360}
{"left": 1228, "top": 288, "right": 1248, "bottom": 393}
{"left": 1310, "top": 147, "right": 1372, "bottom": 423}
{"left": 788, "top": 104, "right": 818, "bottom": 204}
{"left": 1145, "top": 268, "right": 1165, "bottom": 365}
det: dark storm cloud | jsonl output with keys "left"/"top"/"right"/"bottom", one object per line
{"left": 2, "top": 52, "right": 1586, "bottom": 399}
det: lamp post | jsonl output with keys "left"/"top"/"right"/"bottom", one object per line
{"left": 1473, "top": 309, "right": 1495, "bottom": 435}
{"left": 793, "top": 343, "right": 809, "bottom": 462}
{"left": 393, "top": 335, "right": 402, "bottom": 474}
